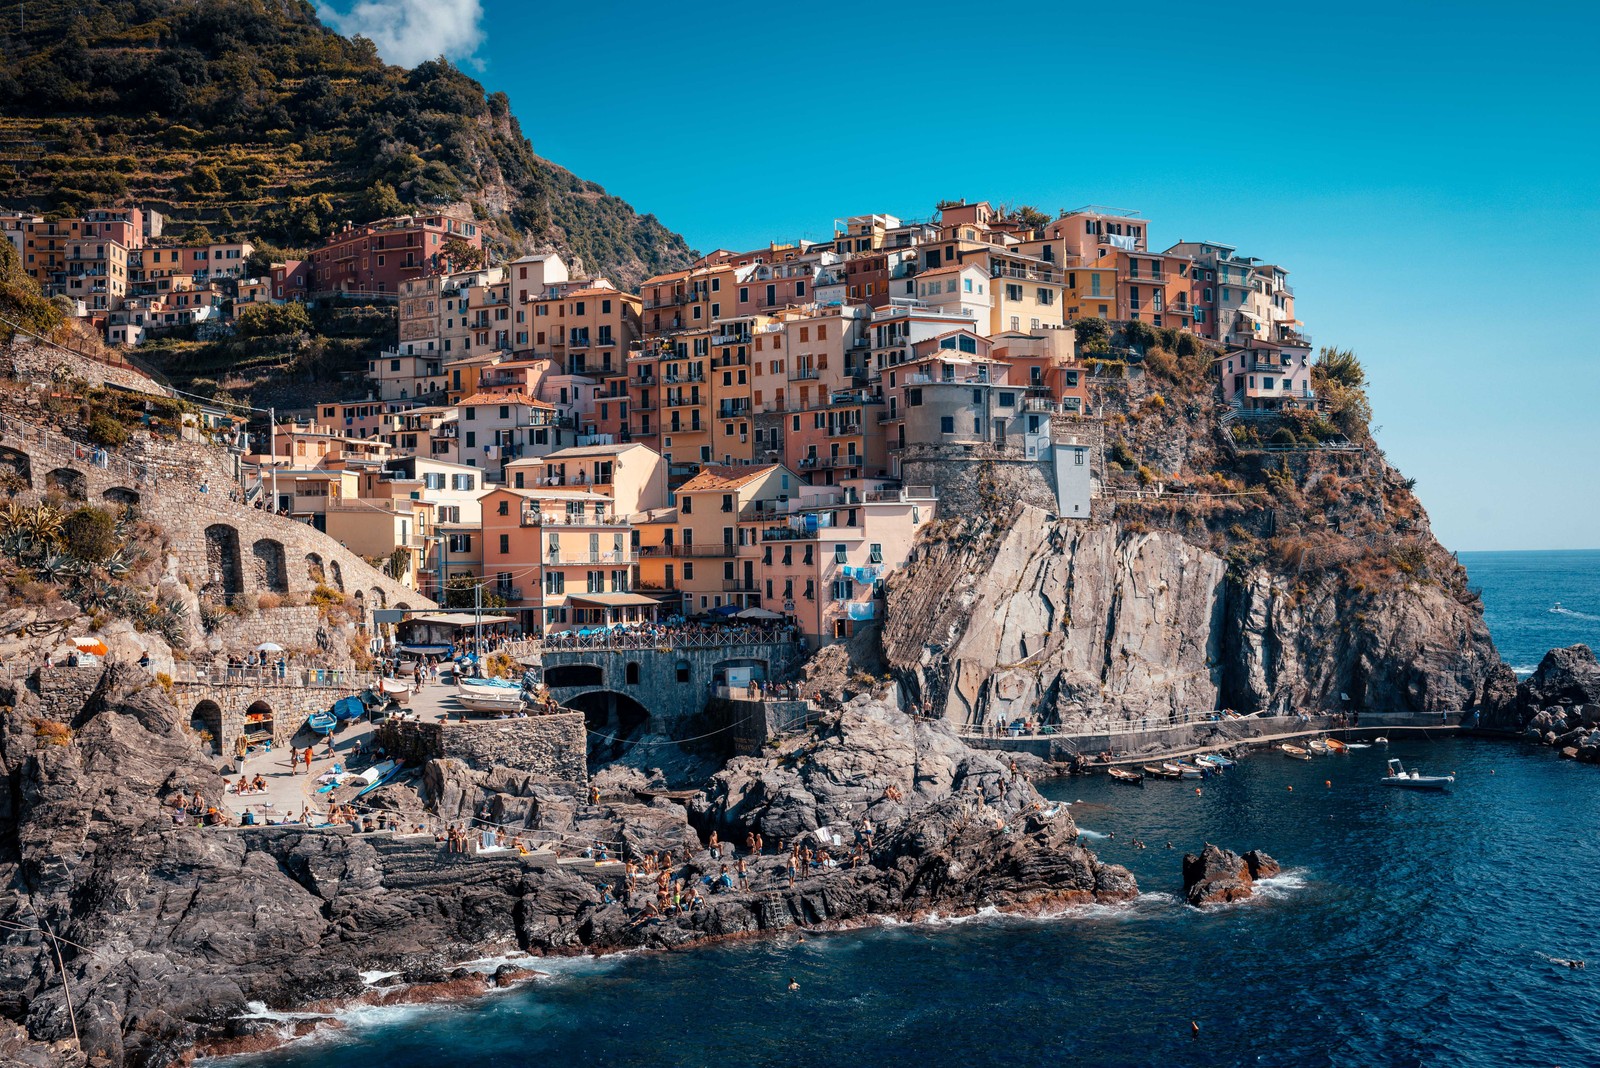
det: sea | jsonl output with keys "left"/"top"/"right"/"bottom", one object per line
{"left": 222, "top": 550, "right": 1600, "bottom": 1068}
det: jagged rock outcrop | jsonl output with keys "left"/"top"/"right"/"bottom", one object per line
{"left": 1480, "top": 646, "right": 1600, "bottom": 759}
{"left": 887, "top": 502, "right": 1497, "bottom": 730}
{"left": 0, "top": 666, "right": 1132, "bottom": 1067}
{"left": 1181, "top": 844, "right": 1281, "bottom": 907}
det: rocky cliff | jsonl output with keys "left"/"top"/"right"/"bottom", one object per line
{"left": 0, "top": 664, "right": 1130, "bottom": 1067}
{"left": 883, "top": 346, "right": 1500, "bottom": 729}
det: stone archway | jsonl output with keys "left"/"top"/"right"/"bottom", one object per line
{"left": 251, "top": 538, "right": 288, "bottom": 593}
{"left": 102, "top": 486, "right": 140, "bottom": 508}
{"left": 305, "top": 552, "right": 326, "bottom": 586}
{"left": 545, "top": 662, "right": 604, "bottom": 688}
{"left": 327, "top": 559, "right": 344, "bottom": 592}
{"left": 191, "top": 699, "right": 222, "bottom": 755}
{"left": 45, "top": 467, "right": 86, "bottom": 500}
{"left": 0, "top": 446, "right": 32, "bottom": 489}
{"left": 370, "top": 587, "right": 386, "bottom": 609}
{"left": 566, "top": 690, "right": 651, "bottom": 765}
{"left": 244, "top": 699, "right": 275, "bottom": 748}
{"left": 203, "top": 524, "right": 243, "bottom": 599}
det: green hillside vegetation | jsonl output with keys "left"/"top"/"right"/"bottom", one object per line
{"left": 0, "top": 0, "right": 695, "bottom": 286}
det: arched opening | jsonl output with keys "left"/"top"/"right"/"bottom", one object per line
{"left": 102, "top": 486, "right": 140, "bottom": 508}
{"left": 0, "top": 446, "right": 32, "bottom": 489}
{"left": 191, "top": 699, "right": 222, "bottom": 754}
{"left": 328, "top": 559, "right": 344, "bottom": 592}
{"left": 252, "top": 538, "right": 288, "bottom": 593}
{"left": 370, "top": 586, "right": 386, "bottom": 609}
{"left": 676, "top": 659, "right": 692, "bottom": 683}
{"left": 46, "top": 467, "right": 86, "bottom": 500}
{"left": 395, "top": 602, "right": 412, "bottom": 611}
{"left": 545, "top": 662, "right": 604, "bottom": 688}
{"left": 566, "top": 690, "right": 652, "bottom": 765}
{"left": 305, "top": 552, "right": 326, "bottom": 586}
{"left": 203, "top": 524, "right": 243, "bottom": 599}
{"left": 625, "top": 661, "right": 641, "bottom": 685}
{"left": 352, "top": 589, "right": 366, "bottom": 618}
{"left": 244, "top": 699, "right": 275, "bottom": 750}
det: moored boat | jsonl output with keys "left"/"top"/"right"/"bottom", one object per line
{"left": 1307, "top": 738, "right": 1331, "bottom": 754}
{"left": 1108, "top": 767, "right": 1144, "bottom": 786}
{"left": 1326, "top": 738, "right": 1349, "bottom": 753}
{"left": 1164, "top": 761, "right": 1205, "bottom": 780}
{"left": 378, "top": 677, "right": 411, "bottom": 705}
{"left": 1195, "top": 754, "right": 1233, "bottom": 769}
{"left": 1381, "top": 758, "right": 1453, "bottom": 791}
{"left": 305, "top": 710, "right": 337, "bottom": 735}
{"left": 455, "top": 690, "right": 525, "bottom": 713}
{"left": 1281, "top": 744, "right": 1312, "bottom": 761}
{"left": 1143, "top": 764, "right": 1182, "bottom": 780}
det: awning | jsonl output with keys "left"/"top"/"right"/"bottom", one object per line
{"left": 408, "top": 612, "right": 516, "bottom": 626}
{"left": 567, "top": 593, "right": 662, "bottom": 608}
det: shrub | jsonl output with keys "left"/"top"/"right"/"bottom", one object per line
{"left": 255, "top": 591, "right": 283, "bottom": 610}
{"left": 87, "top": 412, "right": 131, "bottom": 447}
{"left": 32, "top": 720, "right": 72, "bottom": 746}
{"left": 155, "top": 672, "right": 173, "bottom": 693}
{"left": 309, "top": 584, "right": 344, "bottom": 609}
{"left": 1109, "top": 440, "right": 1136, "bottom": 467}
{"left": 61, "top": 506, "right": 118, "bottom": 563}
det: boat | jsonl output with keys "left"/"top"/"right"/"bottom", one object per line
{"left": 330, "top": 695, "right": 366, "bottom": 723}
{"left": 1373, "top": 737, "right": 1389, "bottom": 744}
{"left": 1281, "top": 744, "right": 1312, "bottom": 761}
{"left": 1381, "top": 758, "right": 1454, "bottom": 791}
{"left": 1143, "top": 764, "right": 1182, "bottom": 780}
{"left": 305, "top": 710, "right": 337, "bottom": 735}
{"left": 1107, "top": 767, "right": 1144, "bottom": 786}
{"left": 1325, "top": 738, "right": 1349, "bottom": 753}
{"left": 1164, "top": 761, "right": 1205, "bottom": 780}
{"left": 457, "top": 675, "right": 522, "bottom": 690}
{"left": 348, "top": 759, "right": 396, "bottom": 787}
{"left": 355, "top": 762, "right": 404, "bottom": 798}
{"left": 1195, "top": 754, "right": 1234, "bottom": 769}
{"left": 1307, "top": 738, "right": 1331, "bottom": 754}
{"left": 454, "top": 677, "right": 525, "bottom": 713}
{"left": 378, "top": 677, "right": 411, "bottom": 704}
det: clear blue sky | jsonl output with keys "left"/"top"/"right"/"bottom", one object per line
{"left": 346, "top": 0, "right": 1600, "bottom": 551}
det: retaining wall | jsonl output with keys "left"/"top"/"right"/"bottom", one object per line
{"left": 378, "top": 713, "right": 587, "bottom": 784}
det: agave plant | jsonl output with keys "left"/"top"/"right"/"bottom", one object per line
{"left": 36, "top": 553, "right": 85, "bottom": 583}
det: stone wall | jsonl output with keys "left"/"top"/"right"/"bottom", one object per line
{"left": 33, "top": 664, "right": 105, "bottom": 722}
{"left": 4, "top": 338, "right": 166, "bottom": 396}
{"left": 901, "top": 452, "right": 1059, "bottom": 516}
{"left": 378, "top": 713, "right": 587, "bottom": 784}
{"left": 174, "top": 674, "right": 377, "bottom": 760}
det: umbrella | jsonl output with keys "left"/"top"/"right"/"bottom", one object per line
{"left": 735, "top": 607, "right": 782, "bottom": 620}
{"left": 708, "top": 604, "right": 740, "bottom": 617}
{"left": 256, "top": 642, "right": 285, "bottom": 653}
{"left": 71, "top": 637, "right": 110, "bottom": 656}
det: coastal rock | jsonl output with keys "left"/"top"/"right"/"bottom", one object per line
{"left": 1483, "top": 646, "right": 1600, "bottom": 738}
{"left": 1524, "top": 645, "right": 1600, "bottom": 709}
{"left": 1182, "top": 843, "right": 1278, "bottom": 907}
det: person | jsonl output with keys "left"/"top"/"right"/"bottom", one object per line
{"left": 708, "top": 829, "right": 720, "bottom": 859}
{"left": 303, "top": 746, "right": 313, "bottom": 773}
{"left": 788, "top": 978, "right": 799, "bottom": 991}
{"left": 138, "top": 651, "right": 151, "bottom": 670}
{"left": 235, "top": 775, "right": 248, "bottom": 795}
{"left": 252, "top": 774, "right": 266, "bottom": 792}
{"left": 737, "top": 856, "right": 749, "bottom": 889}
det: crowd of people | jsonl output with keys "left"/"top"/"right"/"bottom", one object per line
{"left": 539, "top": 619, "right": 801, "bottom": 651}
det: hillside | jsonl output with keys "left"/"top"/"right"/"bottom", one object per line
{"left": 0, "top": 0, "right": 695, "bottom": 286}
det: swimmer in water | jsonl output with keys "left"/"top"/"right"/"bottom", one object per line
{"left": 788, "top": 977, "right": 800, "bottom": 990}
{"left": 1553, "top": 958, "right": 1586, "bottom": 970}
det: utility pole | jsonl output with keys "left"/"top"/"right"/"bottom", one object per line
{"left": 267, "top": 406, "right": 277, "bottom": 512}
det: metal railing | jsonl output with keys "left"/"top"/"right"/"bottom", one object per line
{"left": 173, "top": 664, "right": 380, "bottom": 690}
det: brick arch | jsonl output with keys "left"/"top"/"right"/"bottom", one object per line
{"left": 203, "top": 524, "right": 243, "bottom": 598}
{"left": 0, "top": 446, "right": 31, "bottom": 488}
{"left": 191, "top": 699, "right": 222, "bottom": 756}
{"left": 304, "top": 552, "right": 325, "bottom": 586}
{"left": 327, "top": 559, "right": 344, "bottom": 592}
{"left": 252, "top": 538, "right": 288, "bottom": 593}
{"left": 102, "top": 486, "right": 140, "bottom": 507}
{"left": 45, "top": 466, "right": 86, "bottom": 500}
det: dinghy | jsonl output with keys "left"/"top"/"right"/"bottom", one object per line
{"left": 1195, "top": 754, "right": 1234, "bottom": 769}
{"left": 1164, "top": 761, "right": 1205, "bottom": 780}
{"left": 378, "top": 677, "right": 411, "bottom": 704}
{"left": 305, "top": 710, "right": 337, "bottom": 735}
{"left": 1380, "top": 758, "right": 1453, "bottom": 791}
{"left": 1143, "top": 764, "right": 1182, "bottom": 780}
{"left": 1281, "top": 744, "right": 1312, "bottom": 761}
{"left": 1107, "top": 767, "right": 1144, "bottom": 786}
{"left": 1307, "top": 738, "right": 1331, "bottom": 754}
{"left": 1325, "top": 738, "right": 1349, "bottom": 753}
{"left": 348, "top": 760, "right": 396, "bottom": 787}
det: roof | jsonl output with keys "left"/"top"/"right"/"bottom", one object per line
{"left": 457, "top": 392, "right": 554, "bottom": 408}
{"left": 678, "top": 464, "right": 781, "bottom": 494}
{"left": 503, "top": 487, "right": 614, "bottom": 502}
{"left": 534, "top": 443, "right": 650, "bottom": 460}
{"left": 917, "top": 263, "right": 980, "bottom": 278}
{"left": 566, "top": 592, "right": 661, "bottom": 608}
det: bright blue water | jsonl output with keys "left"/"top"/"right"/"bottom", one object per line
{"left": 1461, "top": 549, "right": 1600, "bottom": 673}
{"left": 229, "top": 552, "right": 1600, "bottom": 1068}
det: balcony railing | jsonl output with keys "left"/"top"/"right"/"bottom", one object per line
{"left": 522, "top": 511, "right": 630, "bottom": 527}
{"left": 790, "top": 368, "right": 820, "bottom": 380}
{"left": 545, "top": 550, "right": 636, "bottom": 565}
{"left": 638, "top": 544, "right": 738, "bottom": 558}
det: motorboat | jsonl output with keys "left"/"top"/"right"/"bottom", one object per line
{"left": 1345, "top": 742, "right": 1371, "bottom": 749}
{"left": 1164, "top": 761, "right": 1206, "bottom": 780}
{"left": 1381, "top": 758, "right": 1454, "bottom": 791}
{"left": 348, "top": 759, "right": 396, "bottom": 788}
{"left": 1107, "top": 767, "right": 1145, "bottom": 786}
{"left": 1143, "top": 764, "right": 1182, "bottom": 780}
{"left": 1195, "top": 754, "right": 1234, "bottom": 769}
{"left": 1373, "top": 737, "right": 1389, "bottom": 744}
{"left": 1325, "top": 738, "right": 1349, "bottom": 753}
{"left": 1281, "top": 744, "right": 1312, "bottom": 761}
{"left": 1307, "top": 738, "right": 1331, "bottom": 754}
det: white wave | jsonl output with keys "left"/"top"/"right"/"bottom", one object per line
{"left": 1076, "top": 828, "right": 1109, "bottom": 840}
{"left": 1551, "top": 606, "right": 1600, "bottom": 622}
{"left": 358, "top": 971, "right": 399, "bottom": 985}
{"left": 1252, "top": 868, "right": 1310, "bottom": 900}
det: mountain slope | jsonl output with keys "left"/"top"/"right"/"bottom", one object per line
{"left": 0, "top": 0, "right": 694, "bottom": 286}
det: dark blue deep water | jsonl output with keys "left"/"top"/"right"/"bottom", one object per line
{"left": 228, "top": 552, "right": 1600, "bottom": 1068}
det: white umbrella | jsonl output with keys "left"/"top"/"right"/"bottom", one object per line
{"left": 256, "top": 642, "right": 285, "bottom": 653}
{"left": 736, "top": 607, "right": 782, "bottom": 620}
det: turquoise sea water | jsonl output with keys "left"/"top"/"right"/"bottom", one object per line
{"left": 227, "top": 551, "right": 1600, "bottom": 1068}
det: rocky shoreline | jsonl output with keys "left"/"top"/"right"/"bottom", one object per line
{"left": 1477, "top": 644, "right": 1600, "bottom": 758}
{"left": 0, "top": 664, "right": 1134, "bottom": 1068}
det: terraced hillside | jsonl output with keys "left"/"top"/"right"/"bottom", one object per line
{"left": 0, "top": 0, "right": 695, "bottom": 286}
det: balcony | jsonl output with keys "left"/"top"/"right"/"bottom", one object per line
{"left": 545, "top": 550, "right": 636, "bottom": 565}
{"left": 797, "top": 455, "right": 863, "bottom": 470}
{"left": 522, "top": 510, "right": 630, "bottom": 528}
{"left": 790, "top": 368, "right": 820, "bottom": 381}
{"left": 713, "top": 331, "right": 752, "bottom": 345}
{"left": 638, "top": 544, "right": 738, "bottom": 558}
{"left": 1125, "top": 272, "right": 1168, "bottom": 286}
{"left": 567, "top": 335, "right": 591, "bottom": 349}
{"left": 722, "top": 579, "right": 762, "bottom": 594}
{"left": 717, "top": 401, "right": 751, "bottom": 418}
{"left": 663, "top": 394, "right": 701, "bottom": 409}
{"left": 713, "top": 353, "right": 749, "bottom": 368}
{"left": 662, "top": 370, "right": 706, "bottom": 384}
{"left": 629, "top": 373, "right": 657, "bottom": 387}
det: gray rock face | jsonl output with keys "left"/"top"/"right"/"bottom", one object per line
{"left": 886, "top": 504, "right": 1499, "bottom": 728}
{"left": 1479, "top": 646, "right": 1600, "bottom": 748}
{"left": 0, "top": 669, "right": 1133, "bottom": 1067}
{"left": 1181, "top": 844, "right": 1281, "bottom": 907}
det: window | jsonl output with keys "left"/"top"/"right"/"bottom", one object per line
{"left": 721, "top": 493, "right": 734, "bottom": 512}
{"left": 1006, "top": 284, "right": 1022, "bottom": 302}
{"left": 869, "top": 543, "right": 883, "bottom": 564}
{"left": 832, "top": 578, "right": 855, "bottom": 601}
{"left": 497, "top": 499, "right": 508, "bottom": 516}
{"left": 498, "top": 534, "right": 509, "bottom": 555}
{"left": 683, "top": 561, "right": 694, "bottom": 580}
{"left": 940, "top": 416, "right": 955, "bottom": 434}
{"left": 1075, "top": 449, "right": 1086, "bottom": 466}
{"left": 907, "top": 388, "right": 923, "bottom": 407}
{"left": 998, "top": 392, "right": 1015, "bottom": 408}
{"left": 681, "top": 496, "right": 692, "bottom": 514}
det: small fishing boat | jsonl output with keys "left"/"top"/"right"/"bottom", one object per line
{"left": 355, "top": 762, "right": 404, "bottom": 798}
{"left": 1325, "top": 738, "right": 1349, "bottom": 753}
{"left": 1195, "top": 754, "right": 1233, "bottom": 769}
{"left": 455, "top": 677, "right": 525, "bottom": 713}
{"left": 305, "top": 710, "right": 337, "bottom": 735}
{"left": 378, "top": 677, "right": 412, "bottom": 704}
{"left": 1164, "top": 761, "right": 1205, "bottom": 780}
{"left": 348, "top": 759, "right": 396, "bottom": 787}
{"left": 1381, "top": 758, "right": 1454, "bottom": 791}
{"left": 1373, "top": 737, "right": 1389, "bottom": 744}
{"left": 1281, "top": 744, "right": 1312, "bottom": 761}
{"left": 1143, "top": 764, "right": 1182, "bottom": 780}
{"left": 1107, "top": 767, "right": 1144, "bottom": 786}
{"left": 1307, "top": 738, "right": 1331, "bottom": 754}
{"left": 330, "top": 695, "right": 366, "bottom": 724}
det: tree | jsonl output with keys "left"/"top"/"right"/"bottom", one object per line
{"left": 442, "top": 575, "right": 505, "bottom": 610}
{"left": 235, "top": 301, "right": 312, "bottom": 338}
{"left": 1314, "top": 347, "right": 1366, "bottom": 389}
{"left": 1312, "top": 346, "right": 1372, "bottom": 439}
{"left": 358, "top": 181, "right": 404, "bottom": 220}
{"left": 1072, "top": 317, "right": 1109, "bottom": 344}
{"left": 62, "top": 507, "right": 118, "bottom": 563}
{"left": 440, "top": 235, "right": 484, "bottom": 271}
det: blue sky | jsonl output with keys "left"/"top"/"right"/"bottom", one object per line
{"left": 339, "top": 0, "right": 1599, "bottom": 551}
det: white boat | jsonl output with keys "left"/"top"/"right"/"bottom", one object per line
{"left": 348, "top": 759, "right": 396, "bottom": 787}
{"left": 1162, "top": 761, "right": 1205, "bottom": 780}
{"left": 378, "top": 677, "right": 412, "bottom": 703}
{"left": 1381, "top": 758, "right": 1454, "bottom": 791}
{"left": 454, "top": 683, "right": 524, "bottom": 713}
{"left": 1195, "top": 754, "right": 1234, "bottom": 769}
{"left": 1281, "top": 744, "right": 1312, "bottom": 761}
{"left": 457, "top": 675, "right": 522, "bottom": 691}
{"left": 1345, "top": 742, "right": 1372, "bottom": 749}
{"left": 1373, "top": 737, "right": 1389, "bottom": 744}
